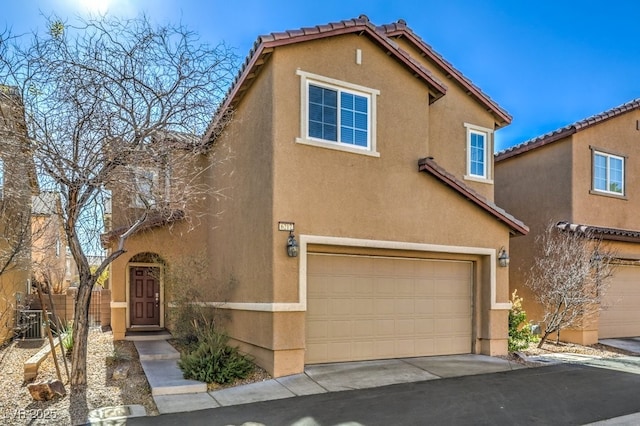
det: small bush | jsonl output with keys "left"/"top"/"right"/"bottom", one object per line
{"left": 178, "top": 331, "right": 254, "bottom": 384}
{"left": 508, "top": 290, "right": 538, "bottom": 352}
{"left": 55, "top": 321, "right": 74, "bottom": 356}
{"left": 106, "top": 347, "right": 131, "bottom": 366}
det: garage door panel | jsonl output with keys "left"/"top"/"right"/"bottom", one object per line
{"left": 600, "top": 265, "right": 640, "bottom": 338}
{"left": 306, "top": 254, "right": 472, "bottom": 364}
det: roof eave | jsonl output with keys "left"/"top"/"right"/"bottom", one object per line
{"left": 418, "top": 157, "right": 529, "bottom": 236}
{"left": 204, "top": 20, "right": 449, "bottom": 145}
{"left": 495, "top": 127, "right": 576, "bottom": 162}
{"left": 384, "top": 28, "right": 512, "bottom": 129}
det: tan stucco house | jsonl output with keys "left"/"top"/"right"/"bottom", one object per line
{"left": 0, "top": 87, "right": 36, "bottom": 344}
{"left": 495, "top": 98, "right": 640, "bottom": 345}
{"left": 31, "top": 191, "right": 77, "bottom": 294}
{"left": 107, "top": 16, "right": 528, "bottom": 377}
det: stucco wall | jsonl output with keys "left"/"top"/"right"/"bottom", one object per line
{"left": 223, "top": 34, "right": 513, "bottom": 374}
{"left": 571, "top": 110, "right": 640, "bottom": 228}
{"left": 495, "top": 139, "right": 573, "bottom": 323}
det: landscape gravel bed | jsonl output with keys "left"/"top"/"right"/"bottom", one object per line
{"left": 0, "top": 327, "right": 157, "bottom": 425}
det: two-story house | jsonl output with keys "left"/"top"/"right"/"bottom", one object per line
{"left": 495, "top": 99, "right": 640, "bottom": 345}
{"left": 106, "top": 16, "right": 527, "bottom": 377}
{"left": 0, "top": 87, "right": 36, "bottom": 344}
{"left": 31, "top": 191, "right": 77, "bottom": 294}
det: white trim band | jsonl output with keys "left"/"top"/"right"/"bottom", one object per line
{"left": 202, "top": 235, "right": 510, "bottom": 312}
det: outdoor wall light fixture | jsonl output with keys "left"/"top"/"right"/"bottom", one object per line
{"left": 498, "top": 247, "right": 510, "bottom": 267}
{"left": 287, "top": 231, "right": 299, "bottom": 257}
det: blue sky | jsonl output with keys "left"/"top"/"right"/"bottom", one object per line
{"left": 4, "top": 0, "right": 640, "bottom": 151}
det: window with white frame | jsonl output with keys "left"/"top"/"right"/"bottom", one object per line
{"left": 465, "top": 123, "right": 493, "bottom": 181}
{"left": 593, "top": 150, "right": 624, "bottom": 195}
{"left": 131, "top": 167, "right": 161, "bottom": 208}
{"left": 296, "top": 70, "right": 379, "bottom": 156}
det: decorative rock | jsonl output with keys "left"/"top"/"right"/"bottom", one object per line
{"left": 27, "top": 380, "right": 66, "bottom": 401}
{"left": 112, "top": 364, "right": 130, "bottom": 380}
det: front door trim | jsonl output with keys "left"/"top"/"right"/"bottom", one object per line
{"left": 126, "top": 262, "right": 164, "bottom": 329}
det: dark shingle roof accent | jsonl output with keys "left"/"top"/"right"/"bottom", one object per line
{"left": 379, "top": 20, "right": 511, "bottom": 128}
{"left": 496, "top": 98, "right": 640, "bottom": 162}
{"left": 556, "top": 220, "right": 640, "bottom": 243}
{"left": 418, "top": 157, "right": 528, "bottom": 236}
{"left": 204, "top": 16, "right": 512, "bottom": 144}
{"left": 100, "top": 210, "right": 185, "bottom": 248}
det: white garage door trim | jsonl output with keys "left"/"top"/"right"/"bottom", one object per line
{"left": 205, "top": 235, "right": 508, "bottom": 312}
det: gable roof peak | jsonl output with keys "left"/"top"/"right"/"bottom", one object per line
{"left": 204, "top": 16, "right": 511, "bottom": 144}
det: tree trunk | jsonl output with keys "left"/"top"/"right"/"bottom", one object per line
{"left": 70, "top": 283, "right": 92, "bottom": 386}
{"left": 537, "top": 331, "right": 552, "bottom": 348}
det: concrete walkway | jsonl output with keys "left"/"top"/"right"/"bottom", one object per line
{"left": 134, "top": 340, "right": 207, "bottom": 398}
{"left": 133, "top": 341, "right": 526, "bottom": 415}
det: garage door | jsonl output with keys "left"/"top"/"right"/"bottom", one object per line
{"left": 306, "top": 253, "right": 473, "bottom": 364}
{"left": 600, "top": 265, "right": 640, "bottom": 338}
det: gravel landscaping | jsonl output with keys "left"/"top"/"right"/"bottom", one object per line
{"left": 0, "top": 327, "right": 157, "bottom": 425}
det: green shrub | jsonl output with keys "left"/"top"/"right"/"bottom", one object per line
{"left": 178, "top": 331, "right": 254, "bottom": 384}
{"left": 55, "top": 321, "right": 74, "bottom": 356}
{"left": 508, "top": 290, "right": 538, "bottom": 352}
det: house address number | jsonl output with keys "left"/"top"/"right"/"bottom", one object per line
{"left": 278, "top": 222, "right": 295, "bottom": 232}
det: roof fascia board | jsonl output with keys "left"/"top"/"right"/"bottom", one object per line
{"left": 204, "top": 22, "right": 448, "bottom": 144}
{"left": 385, "top": 28, "right": 512, "bottom": 128}
{"left": 418, "top": 157, "right": 529, "bottom": 236}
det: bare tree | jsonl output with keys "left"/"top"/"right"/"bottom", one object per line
{"left": 526, "top": 223, "right": 617, "bottom": 347}
{"left": 0, "top": 15, "right": 236, "bottom": 385}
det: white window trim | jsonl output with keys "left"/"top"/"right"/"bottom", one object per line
{"left": 464, "top": 123, "right": 494, "bottom": 183}
{"left": 296, "top": 69, "right": 380, "bottom": 158}
{"left": 592, "top": 150, "right": 625, "bottom": 196}
{"left": 131, "top": 168, "right": 157, "bottom": 208}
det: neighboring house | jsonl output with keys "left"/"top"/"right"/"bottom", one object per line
{"left": 31, "top": 191, "right": 78, "bottom": 294}
{"left": 0, "top": 86, "right": 36, "bottom": 344}
{"left": 495, "top": 98, "right": 640, "bottom": 345}
{"left": 106, "top": 16, "right": 528, "bottom": 377}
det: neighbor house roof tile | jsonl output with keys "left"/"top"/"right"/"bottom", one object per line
{"left": 557, "top": 221, "right": 640, "bottom": 244}
{"left": 496, "top": 98, "right": 640, "bottom": 162}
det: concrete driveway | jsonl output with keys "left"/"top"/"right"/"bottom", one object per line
{"left": 600, "top": 337, "right": 640, "bottom": 354}
{"left": 151, "top": 354, "right": 525, "bottom": 414}
{"left": 130, "top": 363, "right": 640, "bottom": 426}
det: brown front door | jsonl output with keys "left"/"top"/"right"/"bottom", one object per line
{"left": 130, "top": 266, "right": 160, "bottom": 326}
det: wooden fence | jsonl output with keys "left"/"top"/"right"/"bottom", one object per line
{"left": 26, "top": 288, "right": 111, "bottom": 328}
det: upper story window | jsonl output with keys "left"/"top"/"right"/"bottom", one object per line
{"left": 131, "top": 167, "right": 169, "bottom": 208}
{"left": 296, "top": 70, "right": 379, "bottom": 157}
{"left": 464, "top": 123, "right": 493, "bottom": 182}
{"left": 592, "top": 149, "right": 625, "bottom": 196}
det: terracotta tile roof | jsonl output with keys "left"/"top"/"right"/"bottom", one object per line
{"left": 556, "top": 220, "right": 640, "bottom": 244}
{"left": 100, "top": 209, "right": 185, "bottom": 248}
{"left": 204, "top": 15, "right": 511, "bottom": 143}
{"left": 496, "top": 98, "right": 640, "bottom": 162}
{"left": 379, "top": 20, "right": 511, "bottom": 128}
{"left": 418, "top": 157, "right": 528, "bottom": 236}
